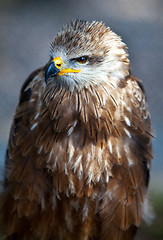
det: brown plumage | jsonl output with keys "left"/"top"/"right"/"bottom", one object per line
{"left": 0, "top": 20, "right": 153, "bottom": 240}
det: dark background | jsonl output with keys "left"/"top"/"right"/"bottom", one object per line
{"left": 0, "top": 0, "right": 163, "bottom": 239}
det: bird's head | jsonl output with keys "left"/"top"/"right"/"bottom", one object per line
{"left": 45, "top": 20, "right": 130, "bottom": 91}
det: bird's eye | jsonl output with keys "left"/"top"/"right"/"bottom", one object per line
{"left": 75, "top": 56, "right": 88, "bottom": 64}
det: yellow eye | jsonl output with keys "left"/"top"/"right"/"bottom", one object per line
{"left": 75, "top": 56, "right": 88, "bottom": 64}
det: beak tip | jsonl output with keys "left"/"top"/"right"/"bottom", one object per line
{"left": 45, "top": 61, "right": 60, "bottom": 84}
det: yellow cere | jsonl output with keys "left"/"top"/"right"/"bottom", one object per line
{"left": 53, "top": 57, "right": 62, "bottom": 69}
{"left": 53, "top": 56, "right": 81, "bottom": 75}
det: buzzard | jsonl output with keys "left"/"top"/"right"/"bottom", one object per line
{"left": 0, "top": 20, "right": 153, "bottom": 240}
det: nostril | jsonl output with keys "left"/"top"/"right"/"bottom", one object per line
{"left": 53, "top": 57, "right": 62, "bottom": 69}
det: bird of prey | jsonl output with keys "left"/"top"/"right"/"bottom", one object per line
{"left": 0, "top": 20, "right": 153, "bottom": 240}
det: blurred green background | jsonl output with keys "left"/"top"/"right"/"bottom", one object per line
{"left": 0, "top": 0, "right": 163, "bottom": 239}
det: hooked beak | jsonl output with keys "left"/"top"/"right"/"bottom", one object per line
{"left": 45, "top": 56, "right": 81, "bottom": 84}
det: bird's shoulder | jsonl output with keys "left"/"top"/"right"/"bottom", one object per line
{"left": 6, "top": 66, "right": 47, "bottom": 160}
{"left": 123, "top": 75, "right": 154, "bottom": 138}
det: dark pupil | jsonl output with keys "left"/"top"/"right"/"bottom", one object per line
{"left": 77, "top": 56, "right": 87, "bottom": 63}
